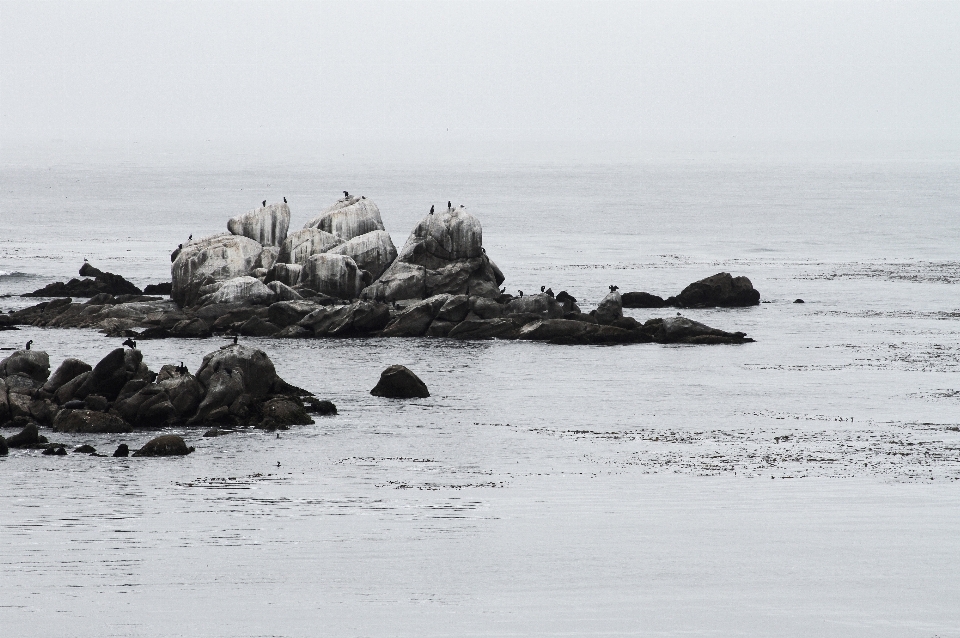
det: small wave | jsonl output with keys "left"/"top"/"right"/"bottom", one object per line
{"left": 0, "top": 271, "right": 37, "bottom": 278}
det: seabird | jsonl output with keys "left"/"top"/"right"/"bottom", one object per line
{"left": 518, "top": 290, "right": 524, "bottom": 298}
{"left": 609, "top": 285, "right": 619, "bottom": 292}
{"left": 447, "top": 201, "right": 452, "bottom": 211}
{"left": 188, "top": 234, "right": 193, "bottom": 240}
{"left": 430, "top": 205, "right": 434, "bottom": 215}
{"left": 499, "top": 287, "right": 505, "bottom": 294}
{"left": 283, "top": 197, "right": 287, "bottom": 203}
{"left": 83, "top": 257, "right": 88, "bottom": 262}
{"left": 233, "top": 335, "right": 238, "bottom": 345}
{"left": 541, "top": 286, "right": 546, "bottom": 293}
{"left": 122, "top": 338, "right": 137, "bottom": 349}
{"left": 343, "top": 190, "right": 349, "bottom": 198}
{"left": 177, "top": 362, "right": 187, "bottom": 375}
{"left": 262, "top": 200, "right": 267, "bottom": 207}
{"left": 178, "top": 243, "right": 183, "bottom": 249}
{"left": 277, "top": 461, "right": 281, "bottom": 467}
{"left": 25, "top": 339, "right": 33, "bottom": 351}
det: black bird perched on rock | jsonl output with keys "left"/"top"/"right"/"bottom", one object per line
{"left": 188, "top": 234, "right": 193, "bottom": 240}
{"left": 25, "top": 339, "right": 33, "bottom": 350}
{"left": 262, "top": 200, "right": 267, "bottom": 207}
{"left": 500, "top": 287, "right": 505, "bottom": 294}
{"left": 343, "top": 190, "right": 349, "bottom": 198}
{"left": 232, "top": 335, "right": 238, "bottom": 345}
{"left": 430, "top": 205, "right": 434, "bottom": 215}
{"left": 518, "top": 290, "right": 524, "bottom": 298}
{"left": 447, "top": 201, "right": 452, "bottom": 211}
{"left": 178, "top": 243, "right": 183, "bottom": 249}
{"left": 609, "top": 285, "right": 619, "bottom": 292}
{"left": 283, "top": 196, "right": 287, "bottom": 203}
{"left": 83, "top": 257, "right": 88, "bottom": 262}
{"left": 541, "top": 286, "right": 546, "bottom": 293}
{"left": 177, "top": 361, "right": 188, "bottom": 375}
{"left": 122, "top": 338, "right": 137, "bottom": 349}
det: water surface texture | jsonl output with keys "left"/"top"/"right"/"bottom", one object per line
{"left": 2, "top": 158, "right": 959, "bottom": 637}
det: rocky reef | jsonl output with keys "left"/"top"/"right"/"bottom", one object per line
{"left": 3, "top": 195, "right": 757, "bottom": 346}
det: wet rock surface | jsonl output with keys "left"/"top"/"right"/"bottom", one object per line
{"left": 370, "top": 365, "right": 430, "bottom": 399}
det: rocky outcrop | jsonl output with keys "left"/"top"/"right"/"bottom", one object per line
{"left": 654, "top": 316, "right": 752, "bottom": 344}
{"left": 594, "top": 290, "right": 623, "bottom": 325}
{"left": 277, "top": 228, "right": 343, "bottom": 265}
{"left": 668, "top": 273, "right": 760, "bottom": 308}
{"left": 6, "top": 422, "right": 41, "bottom": 448}
{"left": 381, "top": 295, "right": 450, "bottom": 337}
{"left": 504, "top": 293, "right": 567, "bottom": 319}
{"left": 622, "top": 291, "right": 666, "bottom": 308}
{"left": 326, "top": 230, "right": 397, "bottom": 281}
{"left": 0, "top": 349, "right": 50, "bottom": 384}
{"left": 260, "top": 397, "right": 313, "bottom": 426}
{"left": 265, "top": 263, "right": 303, "bottom": 287}
{"left": 195, "top": 345, "right": 278, "bottom": 399}
{"left": 370, "top": 365, "right": 430, "bottom": 399}
{"left": 23, "top": 263, "right": 142, "bottom": 298}
{"left": 201, "top": 276, "right": 276, "bottom": 306}
{"left": 133, "top": 435, "right": 195, "bottom": 457}
{"left": 304, "top": 197, "right": 385, "bottom": 241}
{"left": 301, "top": 254, "right": 365, "bottom": 300}
{"left": 227, "top": 202, "right": 290, "bottom": 247}
{"left": 298, "top": 301, "right": 390, "bottom": 336}
{"left": 75, "top": 348, "right": 148, "bottom": 402}
{"left": 172, "top": 234, "right": 264, "bottom": 307}
{"left": 53, "top": 409, "right": 131, "bottom": 433}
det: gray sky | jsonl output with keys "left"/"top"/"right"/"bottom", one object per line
{"left": 1, "top": 0, "right": 958, "bottom": 157}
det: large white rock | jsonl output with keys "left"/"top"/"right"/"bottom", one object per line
{"left": 277, "top": 228, "right": 343, "bottom": 265}
{"left": 326, "top": 230, "right": 397, "bottom": 281}
{"left": 172, "top": 234, "right": 264, "bottom": 307}
{"left": 254, "top": 246, "right": 280, "bottom": 271}
{"left": 228, "top": 202, "right": 291, "bottom": 247}
{"left": 396, "top": 207, "right": 483, "bottom": 270}
{"left": 301, "top": 254, "right": 364, "bottom": 299}
{"left": 204, "top": 276, "right": 277, "bottom": 306}
{"left": 265, "top": 263, "right": 303, "bottom": 287}
{"left": 303, "top": 197, "right": 385, "bottom": 241}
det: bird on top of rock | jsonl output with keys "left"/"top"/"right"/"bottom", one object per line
{"left": 178, "top": 243, "right": 183, "bottom": 249}
{"left": 262, "top": 200, "right": 267, "bottom": 207}
{"left": 500, "top": 287, "right": 505, "bottom": 294}
{"left": 122, "top": 338, "right": 137, "bottom": 349}
{"left": 188, "top": 234, "right": 193, "bottom": 240}
{"left": 609, "top": 285, "right": 619, "bottom": 292}
{"left": 518, "top": 290, "right": 524, "bottom": 298}
{"left": 25, "top": 339, "right": 33, "bottom": 350}
{"left": 283, "top": 196, "right": 287, "bottom": 203}
{"left": 430, "top": 205, "right": 434, "bottom": 215}
{"left": 177, "top": 362, "right": 188, "bottom": 375}
{"left": 343, "top": 190, "right": 349, "bottom": 199}
{"left": 541, "top": 286, "right": 546, "bottom": 293}
{"left": 83, "top": 257, "right": 88, "bottom": 262}
{"left": 232, "top": 335, "right": 238, "bottom": 345}
{"left": 447, "top": 201, "right": 452, "bottom": 211}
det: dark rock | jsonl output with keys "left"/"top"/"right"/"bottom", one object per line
{"left": 303, "top": 397, "right": 337, "bottom": 415}
{"left": 238, "top": 316, "right": 279, "bottom": 337}
{"left": 137, "top": 326, "right": 173, "bottom": 340}
{"left": 143, "top": 282, "right": 172, "bottom": 296}
{"left": 157, "top": 372, "right": 203, "bottom": 418}
{"left": 75, "top": 348, "right": 143, "bottom": 401}
{"left": 276, "top": 325, "right": 311, "bottom": 339}
{"left": 655, "top": 316, "right": 753, "bottom": 344}
{"left": 267, "top": 300, "right": 320, "bottom": 327}
{"left": 53, "top": 409, "right": 131, "bottom": 433}
{"left": 381, "top": 295, "right": 450, "bottom": 337}
{"left": 170, "top": 318, "right": 212, "bottom": 338}
{"left": 517, "top": 319, "right": 596, "bottom": 342}
{"left": 6, "top": 422, "right": 40, "bottom": 448}
{"left": 195, "top": 345, "right": 279, "bottom": 399}
{"left": 7, "top": 391, "right": 33, "bottom": 420}
{"left": 23, "top": 264, "right": 141, "bottom": 298}
{"left": 84, "top": 394, "right": 109, "bottom": 412}
{"left": 448, "top": 318, "right": 520, "bottom": 340}
{"left": 203, "top": 428, "right": 233, "bottom": 437}
{"left": 113, "top": 443, "right": 129, "bottom": 457}
{"left": 612, "top": 316, "right": 641, "bottom": 331}
{"left": 435, "top": 295, "right": 470, "bottom": 323}
{"left": 426, "top": 320, "right": 455, "bottom": 337}
{"left": 671, "top": 272, "right": 760, "bottom": 308}
{"left": 260, "top": 397, "right": 313, "bottom": 426}
{"left": 794, "top": 298, "right": 805, "bottom": 304}
{"left": 555, "top": 290, "right": 577, "bottom": 306}
{"left": 0, "top": 436, "right": 7, "bottom": 455}
{"left": 504, "top": 293, "right": 567, "bottom": 319}
{"left": 42, "top": 445, "right": 67, "bottom": 456}
{"left": 114, "top": 385, "right": 177, "bottom": 428}
{"left": 191, "top": 369, "right": 246, "bottom": 424}
{"left": 0, "top": 349, "right": 51, "bottom": 384}
{"left": 370, "top": 365, "right": 430, "bottom": 399}
{"left": 54, "top": 370, "right": 91, "bottom": 404}
{"left": 133, "top": 434, "right": 195, "bottom": 457}
{"left": 470, "top": 296, "right": 503, "bottom": 320}
{"left": 28, "top": 398, "right": 57, "bottom": 426}
{"left": 74, "top": 444, "right": 96, "bottom": 454}
{"left": 622, "top": 291, "right": 667, "bottom": 308}
{"left": 62, "top": 399, "right": 85, "bottom": 409}
{"left": 298, "top": 301, "right": 390, "bottom": 336}
{"left": 41, "top": 358, "right": 92, "bottom": 394}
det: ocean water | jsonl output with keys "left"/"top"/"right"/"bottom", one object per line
{"left": 1, "top": 156, "right": 960, "bottom": 637}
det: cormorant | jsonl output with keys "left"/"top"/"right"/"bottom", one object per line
{"left": 188, "top": 234, "right": 193, "bottom": 240}
{"left": 430, "top": 205, "right": 434, "bottom": 215}
{"left": 541, "top": 286, "right": 545, "bottom": 293}
{"left": 343, "top": 191, "right": 349, "bottom": 198}
{"left": 518, "top": 290, "right": 524, "bottom": 298}
{"left": 447, "top": 201, "right": 452, "bottom": 211}
{"left": 283, "top": 197, "right": 287, "bottom": 203}
{"left": 276, "top": 461, "right": 281, "bottom": 467}
{"left": 609, "top": 285, "right": 619, "bottom": 292}
{"left": 177, "top": 362, "right": 188, "bottom": 375}
{"left": 83, "top": 257, "right": 88, "bottom": 262}
{"left": 25, "top": 339, "right": 33, "bottom": 350}
{"left": 500, "top": 287, "right": 505, "bottom": 294}
{"left": 178, "top": 243, "right": 183, "bottom": 249}
{"left": 122, "top": 338, "right": 137, "bottom": 349}
{"left": 232, "top": 335, "right": 238, "bottom": 345}
{"left": 262, "top": 200, "right": 267, "bottom": 207}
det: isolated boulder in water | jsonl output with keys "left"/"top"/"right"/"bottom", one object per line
{"left": 172, "top": 234, "right": 264, "bottom": 307}
{"left": 133, "top": 434, "right": 195, "bottom": 457}
{"left": 195, "top": 344, "right": 279, "bottom": 399}
{"left": 203, "top": 276, "right": 277, "bottom": 306}
{"left": 370, "top": 365, "right": 430, "bottom": 399}
{"left": 5, "top": 422, "right": 40, "bottom": 448}
{"left": 278, "top": 228, "right": 343, "bottom": 265}
{"left": 304, "top": 196, "right": 385, "bottom": 241}
{"left": 53, "top": 409, "right": 131, "bottom": 433}
{"left": 260, "top": 397, "right": 313, "bottom": 426}
{"left": 0, "top": 349, "right": 51, "bottom": 384}
{"left": 301, "top": 254, "right": 365, "bottom": 300}
{"left": 594, "top": 290, "right": 623, "bottom": 325}
{"left": 622, "top": 291, "right": 666, "bottom": 308}
{"left": 670, "top": 272, "right": 760, "bottom": 308}
{"left": 227, "top": 202, "right": 290, "bottom": 247}
{"left": 23, "top": 264, "right": 142, "bottom": 298}
{"left": 326, "top": 230, "right": 397, "bottom": 281}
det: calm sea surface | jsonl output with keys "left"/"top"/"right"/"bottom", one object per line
{"left": 1, "top": 156, "right": 959, "bottom": 637}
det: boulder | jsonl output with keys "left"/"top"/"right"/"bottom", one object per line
{"left": 298, "top": 301, "right": 391, "bottom": 336}
{"left": 83, "top": 394, "right": 109, "bottom": 411}
{"left": 74, "top": 444, "right": 96, "bottom": 454}
{"left": 170, "top": 318, "right": 212, "bottom": 338}
{"left": 202, "top": 276, "right": 276, "bottom": 306}
{"left": 7, "top": 391, "right": 33, "bottom": 420}
{"left": 0, "top": 379, "right": 8, "bottom": 424}
{"left": 504, "top": 293, "right": 566, "bottom": 319}
{"left": 113, "top": 443, "right": 130, "bottom": 457}
{"left": 23, "top": 264, "right": 142, "bottom": 298}
{"left": 265, "top": 263, "right": 303, "bottom": 287}
{"left": 238, "top": 316, "right": 279, "bottom": 337}
{"left": 143, "top": 282, "right": 173, "bottom": 296}
{"left": 260, "top": 397, "right": 313, "bottom": 426}
{"left": 266, "top": 281, "right": 302, "bottom": 302}
{"left": 0, "top": 436, "right": 7, "bottom": 455}
{"left": 622, "top": 291, "right": 666, "bottom": 308}
{"left": 303, "top": 397, "right": 337, "bottom": 415}
{"left": 113, "top": 384, "right": 177, "bottom": 428}
{"left": 268, "top": 300, "right": 320, "bottom": 328}
{"left": 304, "top": 196, "right": 385, "bottom": 241}
{"left": 362, "top": 261, "right": 426, "bottom": 301}
{"left": 277, "top": 228, "right": 343, "bottom": 265}
{"left": 227, "top": 202, "right": 290, "bottom": 247}
{"left": 370, "top": 365, "right": 430, "bottom": 399}
{"left": 195, "top": 344, "right": 279, "bottom": 399}
{"left": 6, "top": 422, "right": 40, "bottom": 448}
{"left": 425, "top": 320, "right": 455, "bottom": 337}
{"left": 133, "top": 434, "right": 195, "bottom": 457}
{"left": 54, "top": 370, "right": 91, "bottom": 404}
{"left": 41, "top": 358, "right": 92, "bottom": 394}
{"left": 326, "top": 230, "right": 397, "bottom": 281}
{"left": 396, "top": 207, "right": 483, "bottom": 269}
{"left": 157, "top": 372, "right": 203, "bottom": 418}
{"left": 172, "top": 234, "right": 264, "bottom": 307}
{"left": 436, "top": 295, "right": 470, "bottom": 323}
{"left": 447, "top": 318, "right": 519, "bottom": 340}
{"left": 381, "top": 294, "right": 450, "bottom": 337}
{"left": 594, "top": 290, "right": 623, "bottom": 325}
{"left": 655, "top": 316, "right": 752, "bottom": 344}
{"left": 254, "top": 246, "right": 280, "bottom": 271}
{"left": 53, "top": 409, "right": 131, "bottom": 433}
{"left": 301, "top": 254, "right": 365, "bottom": 300}
{"left": 42, "top": 445, "right": 67, "bottom": 456}
{"left": 669, "top": 272, "right": 760, "bottom": 308}
{"left": 0, "top": 349, "right": 51, "bottom": 384}
{"left": 75, "top": 348, "right": 143, "bottom": 402}
{"left": 191, "top": 369, "right": 246, "bottom": 424}
{"left": 470, "top": 296, "right": 503, "bottom": 320}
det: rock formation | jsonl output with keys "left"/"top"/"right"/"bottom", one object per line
{"left": 370, "top": 365, "right": 430, "bottom": 399}
{"left": 227, "top": 202, "right": 291, "bottom": 247}
{"left": 172, "top": 234, "right": 264, "bottom": 307}
{"left": 304, "top": 196, "right": 385, "bottom": 241}
{"left": 278, "top": 228, "right": 343, "bottom": 265}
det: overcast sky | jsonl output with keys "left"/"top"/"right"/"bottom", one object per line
{"left": 1, "top": 1, "right": 958, "bottom": 157}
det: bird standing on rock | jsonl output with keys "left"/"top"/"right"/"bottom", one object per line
{"left": 188, "top": 234, "right": 193, "bottom": 241}
{"left": 430, "top": 205, "right": 434, "bottom": 215}
{"left": 609, "top": 285, "right": 619, "bottom": 292}
{"left": 262, "top": 200, "right": 267, "bottom": 207}
{"left": 283, "top": 197, "right": 287, "bottom": 203}
{"left": 25, "top": 340, "right": 33, "bottom": 350}
{"left": 447, "top": 201, "right": 452, "bottom": 211}
{"left": 518, "top": 290, "right": 524, "bottom": 298}
{"left": 541, "top": 286, "right": 546, "bottom": 293}
{"left": 343, "top": 191, "right": 349, "bottom": 199}
{"left": 122, "top": 338, "right": 137, "bottom": 349}
{"left": 232, "top": 335, "right": 238, "bottom": 345}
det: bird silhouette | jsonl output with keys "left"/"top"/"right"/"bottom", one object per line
{"left": 283, "top": 196, "right": 287, "bottom": 203}
{"left": 25, "top": 339, "right": 33, "bottom": 351}
{"left": 343, "top": 190, "right": 349, "bottom": 198}
{"left": 188, "top": 234, "right": 193, "bottom": 240}
{"left": 262, "top": 200, "right": 267, "bottom": 207}
{"left": 122, "top": 338, "right": 137, "bottom": 349}
{"left": 518, "top": 290, "right": 524, "bottom": 298}
{"left": 430, "top": 205, "right": 434, "bottom": 215}
{"left": 609, "top": 285, "right": 619, "bottom": 292}
{"left": 233, "top": 335, "right": 238, "bottom": 345}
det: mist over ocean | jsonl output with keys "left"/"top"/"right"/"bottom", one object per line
{"left": 2, "top": 153, "right": 960, "bottom": 636}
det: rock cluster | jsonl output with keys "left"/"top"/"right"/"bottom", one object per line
{"left": 23, "top": 263, "right": 146, "bottom": 298}
{"left": 622, "top": 272, "right": 761, "bottom": 308}
{"left": 0, "top": 345, "right": 330, "bottom": 439}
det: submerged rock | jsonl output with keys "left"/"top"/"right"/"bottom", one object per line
{"left": 133, "top": 434, "right": 195, "bottom": 457}
{"left": 5, "top": 422, "right": 41, "bottom": 448}
{"left": 227, "top": 202, "right": 290, "bottom": 247}
{"left": 370, "top": 365, "right": 430, "bottom": 399}
{"left": 113, "top": 443, "right": 130, "bottom": 457}
{"left": 655, "top": 316, "right": 752, "bottom": 344}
